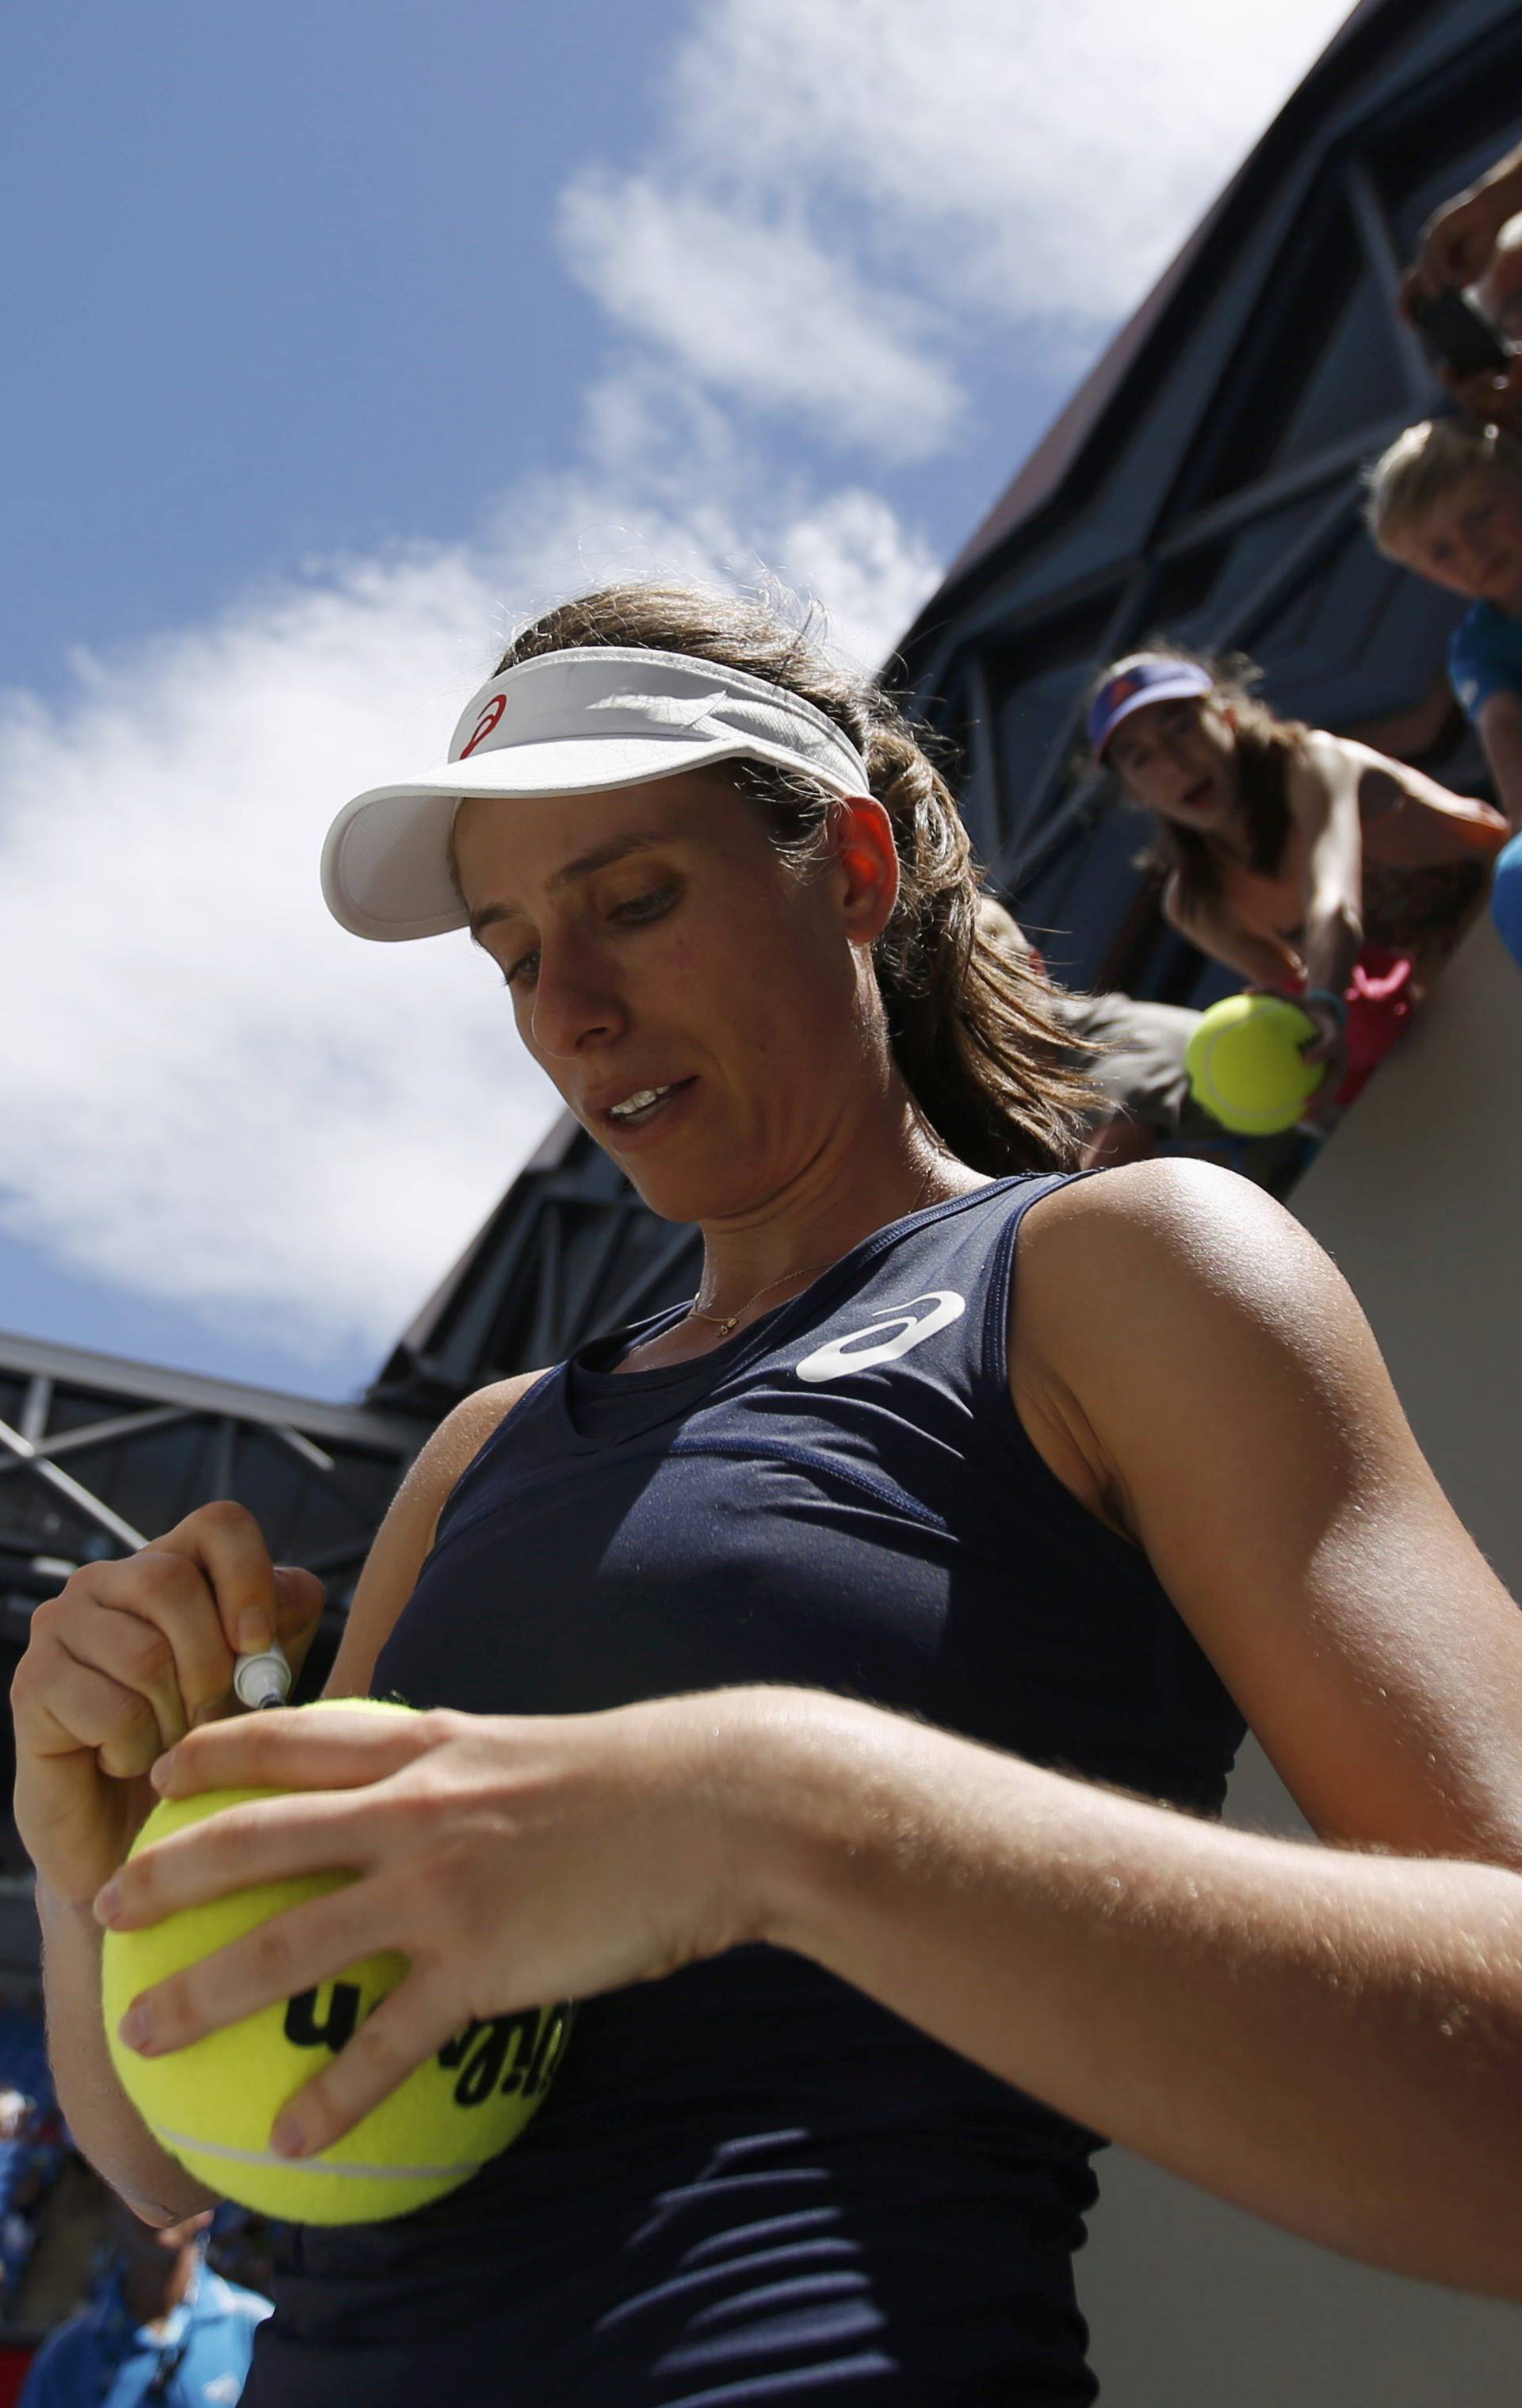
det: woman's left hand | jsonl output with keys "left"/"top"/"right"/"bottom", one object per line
{"left": 91, "top": 1697, "right": 769, "bottom": 2159}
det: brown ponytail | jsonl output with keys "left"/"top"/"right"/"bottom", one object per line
{"left": 494, "top": 584, "right": 1096, "bottom": 1174}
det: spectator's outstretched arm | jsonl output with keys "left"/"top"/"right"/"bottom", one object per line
{"left": 1405, "top": 140, "right": 1522, "bottom": 302}
{"left": 1477, "top": 690, "right": 1522, "bottom": 832}
{"left": 1290, "top": 736, "right": 1364, "bottom": 1010}
{"left": 1161, "top": 875, "right": 1301, "bottom": 991}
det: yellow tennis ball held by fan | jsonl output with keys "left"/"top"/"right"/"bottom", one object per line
{"left": 102, "top": 1699, "right": 571, "bottom": 2224}
{"left": 1184, "top": 992, "right": 1327, "bottom": 1135}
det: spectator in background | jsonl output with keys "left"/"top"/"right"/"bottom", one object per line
{"left": 1406, "top": 137, "right": 1522, "bottom": 295}
{"left": 0, "top": 2088, "right": 69, "bottom": 2313}
{"left": 1088, "top": 645, "right": 1508, "bottom": 1108}
{"left": 18, "top": 2199, "right": 268, "bottom": 2408}
{"left": 1492, "top": 835, "right": 1522, "bottom": 976}
{"left": 1403, "top": 139, "right": 1522, "bottom": 437}
{"left": 1367, "top": 417, "right": 1522, "bottom": 831}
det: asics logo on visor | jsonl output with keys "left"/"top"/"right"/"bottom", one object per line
{"left": 794, "top": 1291, "right": 966, "bottom": 1384}
{"left": 461, "top": 695, "right": 507, "bottom": 757}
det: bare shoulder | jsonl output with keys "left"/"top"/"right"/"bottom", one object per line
{"left": 1293, "top": 725, "right": 1453, "bottom": 827}
{"left": 324, "top": 1369, "right": 549, "bottom": 1694}
{"left": 406, "top": 1372, "right": 550, "bottom": 1510}
{"left": 1008, "top": 1161, "right": 1314, "bottom": 1537}
{"left": 1020, "top": 1154, "right": 1312, "bottom": 1277}
{"left": 1009, "top": 1156, "right": 1409, "bottom": 1550}
{"left": 1337, "top": 732, "right": 1474, "bottom": 817}
{"left": 1288, "top": 725, "right": 1364, "bottom": 802}
{"left": 1012, "top": 1158, "right": 1351, "bottom": 1392}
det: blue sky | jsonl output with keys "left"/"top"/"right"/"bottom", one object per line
{"left": 6, "top": 6, "right": 629, "bottom": 700}
{"left": 0, "top": 0, "right": 1351, "bottom": 1401}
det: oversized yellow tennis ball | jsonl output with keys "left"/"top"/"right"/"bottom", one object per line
{"left": 1184, "top": 993, "right": 1327, "bottom": 1135}
{"left": 102, "top": 1699, "right": 571, "bottom": 2224}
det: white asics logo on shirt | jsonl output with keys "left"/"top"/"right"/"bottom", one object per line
{"left": 794, "top": 1290, "right": 966, "bottom": 1383}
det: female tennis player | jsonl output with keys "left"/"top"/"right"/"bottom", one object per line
{"left": 1089, "top": 644, "right": 1508, "bottom": 1106}
{"left": 16, "top": 588, "right": 1522, "bottom": 2405}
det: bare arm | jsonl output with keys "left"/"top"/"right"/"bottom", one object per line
{"left": 1477, "top": 689, "right": 1522, "bottom": 833}
{"left": 34, "top": 1916, "right": 210, "bottom": 2229}
{"left": 1015, "top": 1162, "right": 1522, "bottom": 1862}
{"left": 16, "top": 1509, "right": 324, "bottom": 2222}
{"left": 36, "top": 1881, "right": 218, "bottom": 2225}
{"left": 21, "top": 1377, "right": 533, "bottom": 2222}
{"left": 1286, "top": 735, "right": 1364, "bottom": 1000}
{"left": 109, "top": 1669, "right": 1522, "bottom": 2299}
{"left": 746, "top": 1690, "right": 1522, "bottom": 2299}
{"left": 1161, "top": 873, "right": 1302, "bottom": 991}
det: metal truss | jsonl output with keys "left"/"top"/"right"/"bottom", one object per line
{"left": 0, "top": 1334, "right": 427, "bottom": 1883}
{"left": 0, "top": 1331, "right": 426, "bottom": 1644}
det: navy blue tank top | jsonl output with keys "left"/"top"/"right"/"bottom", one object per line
{"left": 245, "top": 1174, "right": 1245, "bottom": 2406}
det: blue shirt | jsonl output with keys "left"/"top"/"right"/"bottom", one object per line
{"left": 21, "top": 2266, "right": 270, "bottom": 2408}
{"left": 1491, "top": 829, "right": 1522, "bottom": 970}
{"left": 1449, "top": 599, "right": 1522, "bottom": 720}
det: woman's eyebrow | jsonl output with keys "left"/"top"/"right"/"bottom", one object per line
{"left": 467, "top": 832, "right": 668, "bottom": 940}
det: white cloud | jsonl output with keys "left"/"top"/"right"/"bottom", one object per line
{"left": 560, "top": 170, "right": 960, "bottom": 458}
{"left": 563, "top": 0, "right": 1356, "bottom": 442}
{"left": 769, "top": 489, "right": 942, "bottom": 675}
{"left": 0, "top": 441, "right": 937, "bottom": 1374}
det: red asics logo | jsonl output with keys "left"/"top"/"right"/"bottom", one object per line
{"left": 461, "top": 695, "right": 507, "bottom": 757}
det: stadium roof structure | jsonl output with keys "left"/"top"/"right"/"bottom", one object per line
{"left": 924, "top": 0, "right": 1399, "bottom": 604}
{"left": 0, "top": 1331, "right": 426, "bottom": 1870}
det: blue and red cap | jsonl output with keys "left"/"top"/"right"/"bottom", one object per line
{"left": 1087, "top": 657, "right": 1214, "bottom": 760}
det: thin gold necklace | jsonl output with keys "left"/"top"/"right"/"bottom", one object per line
{"left": 685, "top": 1157, "right": 943, "bottom": 1342}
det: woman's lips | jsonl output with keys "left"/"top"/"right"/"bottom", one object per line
{"left": 598, "top": 1077, "right": 698, "bottom": 1147}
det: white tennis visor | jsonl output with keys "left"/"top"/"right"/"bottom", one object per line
{"left": 320, "top": 645, "right": 874, "bottom": 942}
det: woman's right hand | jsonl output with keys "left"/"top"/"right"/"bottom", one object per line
{"left": 10, "top": 1503, "right": 325, "bottom": 1908}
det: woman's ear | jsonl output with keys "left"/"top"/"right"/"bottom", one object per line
{"left": 832, "top": 798, "right": 900, "bottom": 947}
